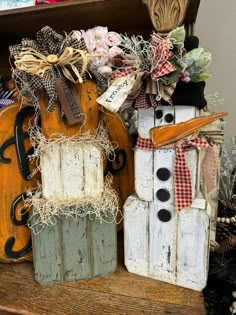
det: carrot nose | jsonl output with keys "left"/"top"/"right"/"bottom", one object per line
{"left": 150, "top": 112, "right": 228, "bottom": 148}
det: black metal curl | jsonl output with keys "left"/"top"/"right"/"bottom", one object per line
{"left": 11, "top": 193, "right": 29, "bottom": 226}
{"left": 0, "top": 106, "right": 37, "bottom": 180}
{"left": 4, "top": 237, "right": 32, "bottom": 260}
{"left": 104, "top": 149, "right": 127, "bottom": 176}
{"left": 14, "top": 106, "right": 36, "bottom": 180}
{"left": 0, "top": 132, "right": 28, "bottom": 163}
{"left": 4, "top": 192, "right": 32, "bottom": 259}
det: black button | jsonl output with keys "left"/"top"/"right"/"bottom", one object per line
{"left": 164, "top": 113, "right": 174, "bottom": 123}
{"left": 155, "top": 110, "right": 163, "bottom": 119}
{"left": 156, "top": 168, "right": 171, "bottom": 181}
{"left": 157, "top": 209, "right": 172, "bottom": 222}
{"left": 156, "top": 189, "right": 170, "bottom": 202}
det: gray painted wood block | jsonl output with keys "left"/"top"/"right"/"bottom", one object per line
{"left": 31, "top": 215, "right": 117, "bottom": 285}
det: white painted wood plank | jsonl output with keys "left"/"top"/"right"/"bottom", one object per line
{"left": 153, "top": 149, "right": 175, "bottom": 204}
{"left": 60, "top": 144, "right": 84, "bottom": 199}
{"left": 83, "top": 144, "right": 103, "bottom": 197}
{"left": 151, "top": 148, "right": 176, "bottom": 283}
{"left": 125, "top": 105, "right": 211, "bottom": 291}
{"left": 149, "top": 203, "right": 177, "bottom": 284}
{"left": 40, "top": 144, "right": 63, "bottom": 199}
{"left": 191, "top": 198, "right": 206, "bottom": 210}
{"left": 176, "top": 209, "right": 210, "bottom": 291}
{"left": 137, "top": 108, "right": 154, "bottom": 139}
{"left": 174, "top": 107, "right": 210, "bottom": 290}
{"left": 135, "top": 108, "right": 155, "bottom": 201}
{"left": 155, "top": 106, "right": 175, "bottom": 126}
{"left": 174, "top": 106, "right": 196, "bottom": 123}
{"left": 135, "top": 149, "right": 153, "bottom": 201}
{"left": 124, "top": 195, "right": 149, "bottom": 276}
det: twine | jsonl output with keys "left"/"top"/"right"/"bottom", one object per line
{"left": 25, "top": 176, "right": 120, "bottom": 234}
{"left": 23, "top": 123, "right": 120, "bottom": 233}
{"left": 27, "top": 122, "right": 117, "bottom": 179}
{"left": 14, "top": 47, "right": 89, "bottom": 84}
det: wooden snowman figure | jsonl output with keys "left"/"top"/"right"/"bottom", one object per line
{"left": 123, "top": 12, "right": 226, "bottom": 290}
{"left": 124, "top": 104, "right": 221, "bottom": 291}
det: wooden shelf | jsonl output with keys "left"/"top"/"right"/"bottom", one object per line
{"left": 0, "top": 0, "right": 200, "bottom": 74}
{"left": 0, "top": 233, "right": 206, "bottom": 315}
{"left": 0, "top": 0, "right": 153, "bottom": 46}
{"left": 0, "top": 0, "right": 201, "bottom": 45}
{"left": 0, "top": 0, "right": 153, "bottom": 73}
{"left": 0, "top": 3, "right": 205, "bottom": 314}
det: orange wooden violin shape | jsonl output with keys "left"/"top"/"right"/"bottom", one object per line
{"left": 0, "top": 102, "right": 39, "bottom": 262}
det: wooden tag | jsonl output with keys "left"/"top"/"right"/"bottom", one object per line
{"left": 96, "top": 74, "right": 135, "bottom": 112}
{"left": 55, "top": 77, "right": 84, "bottom": 125}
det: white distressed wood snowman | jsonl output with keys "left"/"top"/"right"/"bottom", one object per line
{"left": 124, "top": 105, "right": 211, "bottom": 291}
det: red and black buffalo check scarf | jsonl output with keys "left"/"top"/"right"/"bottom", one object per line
{"left": 174, "top": 137, "right": 216, "bottom": 210}
{"left": 136, "top": 136, "right": 216, "bottom": 211}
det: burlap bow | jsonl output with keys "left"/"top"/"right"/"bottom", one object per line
{"left": 14, "top": 47, "right": 88, "bottom": 84}
{"left": 10, "top": 26, "right": 88, "bottom": 112}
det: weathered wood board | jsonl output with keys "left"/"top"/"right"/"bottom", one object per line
{"left": 32, "top": 141, "right": 117, "bottom": 285}
{"left": 124, "top": 106, "right": 211, "bottom": 291}
{"left": 0, "top": 104, "right": 39, "bottom": 262}
{"left": 32, "top": 215, "right": 117, "bottom": 285}
{"left": 40, "top": 143, "right": 104, "bottom": 200}
{"left": 31, "top": 81, "right": 117, "bottom": 284}
{"left": 102, "top": 109, "right": 135, "bottom": 229}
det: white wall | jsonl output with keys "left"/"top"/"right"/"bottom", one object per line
{"left": 195, "top": 0, "right": 236, "bottom": 149}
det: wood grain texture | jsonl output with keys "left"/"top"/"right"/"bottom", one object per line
{"left": 135, "top": 108, "right": 154, "bottom": 201}
{"left": 32, "top": 81, "right": 117, "bottom": 284}
{"left": 0, "top": 0, "right": 153, "bottom": 74}
{"left": 39, "top": 80, "right": 133, "bottom": 229}
{"left": 32, "top": 216, "right": 117, "bottom": 285}
{"left": 0, "top": 233, "right": 206, "bottom": 315}
{"left": 125, "top": 106, "right": 211, "bottom": 291}
{"left": 176, "top": 209, "right": 209, "bottom": 290}
{"left": 143, "top": 0, "right": 189, "bottom": 32}
{"left": 83, "top": 144, "right": 103, "bottom": 197}
{"left": 39, "top": 80, "right": 99, "bottom": 138}
{"left": 101, "top": 109, "right": 134, "bottom": 229}
{"left": 184, "top": 0, "right": 201, "bottom": 24}
{"left": 152, "top": 149, "right": 176, "bottom": 283}
{"left": 0, "top": 104, "right": 39, "bottom": 262}
{"left": 41, "top": 143, "right": 103, "bottom": 200}
{"left": 0, "top": 0, "right": 201, "bottom": 74}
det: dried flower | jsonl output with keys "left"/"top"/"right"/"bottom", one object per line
{"left": 91, "top": 48, "right": 109, "bottom": 67}
{"left": 106, "top": 32, "right": 122, "bottom": 47}
{"left": 83, "top": 29, "right": 96, "bottom": 53}
{"left": 93, "top": 26, "right": 108, "bottom": 41}
{"left": 95, "top": 40, "right": 109, "bottom": 50}
{"left": 97, "top": 66, "right": 113, "bottom": 77}
{"left": 109, "top": 46, "right": 123, "bottom": 59}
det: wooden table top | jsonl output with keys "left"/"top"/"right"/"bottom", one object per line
{"left": 0, "top": 232, "right": 206, "bottom": 315}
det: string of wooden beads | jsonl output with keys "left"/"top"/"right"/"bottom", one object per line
{"left": 217, "top": 216, "right": 236, "bottom": 224}
{"left": 229, "top": 291, "right": 236, "bottom": 314}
